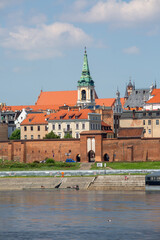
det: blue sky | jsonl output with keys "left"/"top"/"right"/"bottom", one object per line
{"left": 1, "top": 0, "right": 160, "bottom": 105}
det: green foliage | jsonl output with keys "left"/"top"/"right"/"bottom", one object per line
{"left": 0, "top": 160, "right": 80, "bottom": 171}
{"left": 45, "top": 158, "right": 55, "bottom": 164}
{"left": 43, "top": 131, "right": 60, "bottom": 139}
{"left": 64, "top": 133, "right": 73, "bottom": 139}
{"left": 9, "top": 129, "right": 20, "bottom": 140}
{"left": 91, "top": 161, "right": 160, "bottom": 170}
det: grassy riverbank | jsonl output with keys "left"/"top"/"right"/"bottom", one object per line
{"left": 91, "top": 161, "right": 160, "bottom": 170}
{"left": 0, "top": 159, "right": 80, "bottom": 171}
{"left": 1, "top": 159, "right": 160, "bottom": 171}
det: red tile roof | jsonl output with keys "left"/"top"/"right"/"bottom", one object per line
{"left": 35, "top": 90, "right": 78, "bottom": 106}
{"left": 151, "top": 89, "right": 160, "bottom": 96}
{"left": 120, "top": 98, "right": 125, "bottom": 108}
{"left": 95, "top": 98, "right": 115, "bottom": 107}
{"left": 146, "top": 93, "right": 160, "bottom": 104}
{"left": 2, "top": 105, "right": 59, "bottom": 112}
{"left": 118, "top": 128, "right": 144, "bottom": 138}
{"left": 21, "top": 113, "right": 49, "bottom": 125}
{"left": 49, "top": 109, "right": 93, "bottom": 121}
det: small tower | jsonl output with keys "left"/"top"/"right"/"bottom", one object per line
{"left": 114, "top": 88, "right": 122, "bottom": 114}
{"left": 77, "top": 48, "right": 95, "bottom": 107}
{"left": 127, "top": 79, "right": 134, "bottom": 96}
{"left": 124, "top": 78, "right": 134, "bottom": 102}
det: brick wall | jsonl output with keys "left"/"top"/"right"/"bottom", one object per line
{"left": 0, "top": 133, "right": 160, "bottom": 162}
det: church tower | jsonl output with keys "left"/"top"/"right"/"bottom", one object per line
{"left": 77, "top": 48, "right": 95, "bottom": 107}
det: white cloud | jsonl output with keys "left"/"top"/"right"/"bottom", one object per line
{"left": 62, "top": 0, "right": 160, "bottom": 27}
{"left": 123, "top": 46, "right": 139, "bottom": 54}
{"left": 0, "top": 22, "right": 92, "bottom": 59}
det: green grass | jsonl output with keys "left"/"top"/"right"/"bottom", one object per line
{"left": 0, "top": 159, "right": 80, "bottom": 171}
{"left": 91, "top": 161, "right": 160, "bottom": 170}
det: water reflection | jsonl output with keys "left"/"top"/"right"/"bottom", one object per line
{"left": 0, "top": 190, "right": 160, "bottom": 239}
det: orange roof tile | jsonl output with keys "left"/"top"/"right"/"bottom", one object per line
{"left": 146, "top": 93, "right": 160, "bottom": 104}
{"left": 95, "top": 98, "right": 115, "bottom": 107}
{"left": 35, "top": 90, "right": 78, "bottom": 106}
{"left": 49, "top": 109, "right": 93, "bottom": 121}
{"left": 151, "top": 88, "right": 160, "bottom": 96}
{"left": 120, "top": 98, "right": 125, "bottom": 108}
{"left": 2, "top": 105, "right": 59, "bottom": 112}
{"left": 21, "top": 113, "right": 49, "bottom": 125}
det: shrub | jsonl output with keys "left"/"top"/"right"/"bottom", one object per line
{"left": 44, "top": 131, "right": 60, "bottom": 139}
{"left": 46, "top": 158, "right": 55, "bottom": 164}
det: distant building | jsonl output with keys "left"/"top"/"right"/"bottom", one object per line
{"left": 21, "top": 113, "right": 49, "bottom": 140}
{"left": 48, "top": 109, "right": 102, "bottom": 139}
{"left": 143, "top": 88, "right": 160, "bottom": 110}
{"left": 119, "top": 110, "right": 160, "bottom": 138}
{"left": 124, "top": 80, "right": 156, "bottom": 110}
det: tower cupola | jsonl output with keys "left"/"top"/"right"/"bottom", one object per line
{"left": 77, "top": 48, "right": 95, "bottom": 107}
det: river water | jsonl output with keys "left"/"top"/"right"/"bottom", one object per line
{"left": 0, "top": 190, "right": 160, "bottom": 240}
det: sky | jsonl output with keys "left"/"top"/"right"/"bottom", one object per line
{"left": 1, "top": 0, "right": 160, "bottom": 106}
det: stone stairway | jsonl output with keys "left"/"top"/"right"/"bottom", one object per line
{"left": 88, "top": 175, "right": 145, "bottom": 190}
{"left": 79, "top": 163, "right": 93, "bottom": 170}
{"left": 59, "top": 177, "right": 95, "bottom": 189}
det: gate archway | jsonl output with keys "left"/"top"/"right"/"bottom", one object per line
{"left": 88, "top": 150, "right": 95, "bottom": 162}
{"left": 104, "top": 153, "right": 109, "bottom": 162}
{"left": 76, "top": 154, "right": 81, "bottom": 162}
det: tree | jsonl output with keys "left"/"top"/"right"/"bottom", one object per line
{"left": 9, "top": 129, "right": 20, "bottom": 140}
{"left": 64, "top": 133, "right": 73, "bottom": 139}
{"left": 43, "top": 131, "right": 60, "bottom": 139}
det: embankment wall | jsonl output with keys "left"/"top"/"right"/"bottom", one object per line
{"left": 0, "top": 175, "right": 145, "bottom": 191}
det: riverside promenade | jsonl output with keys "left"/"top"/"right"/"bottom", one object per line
{"left": 0, "top": 169, "right": 159, "bottom": 191}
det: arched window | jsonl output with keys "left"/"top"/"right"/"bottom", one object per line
{"left": 91, "top": 89, "right": 93, "bottom": 100}
{"left": 81, "top": 90, "right": 86, "bottom": 100}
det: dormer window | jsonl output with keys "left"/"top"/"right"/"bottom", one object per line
{"left": 60, "top": 113, "right": 67, "bottom": 119}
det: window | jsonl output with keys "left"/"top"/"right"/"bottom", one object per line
{"left": 143, "top": 113, "right": 146, "bottom": 116}
{"left": 52, "top": 124, "right": 55, "bottom": 130}
{"left": 45, "top": 125, "right": 48, "bottom": 131}
{"left": 24, "top": 135, "right": 27, "bottom": 140}
{"left": 76, "top": 123, "right": 79, "bottom": 130}
{"left": 24, "top": 126, "right": 27, "bottom": 131}
{"left": 76, "top": 133, "right": 79, "bottom": 139}
{"left": 148, "top": 120, "right": 151, "bottom": 125}
{"left": 156, "top": 112, "right": 160, "bottom": 116}
{"left": 81, "top": 90, "right": 86, "bottom": 100}
{"left": 148, "top": 112, "right": 152, "bottom": 116}
{"left": 38, "top": 135, "right": 40, "bottom": 139}
{"left": 31, "top": 126, "right": 33, "bottom": 131}
{"left": 31, "top": 135, "right": 34, "bottom": 139}
{"left": 148, "top": 129, "right": 151, "bottom": 134}
{"left": 37, "top": 126, "right": 40, "bottom": 131}
{"left": 67, "top": 124, "right": 70, "bottom": 131}
{"left": 58, "top": 124, "right": 61, "bottom": 130}
{"left": 143, "top": 129, "right": 146, "bottom": 134}
{"left": 156, "top": 120, "right": 159, "bottom": 125}
{"left": 143, "top": 120, "right": 145, "bottom": 125}
{"left": 82, "top": 123, "right": 85, "bottom": 130}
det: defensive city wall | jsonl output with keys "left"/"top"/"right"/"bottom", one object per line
{"left": 0, "top": 131, "right": 160, "bottom": 162}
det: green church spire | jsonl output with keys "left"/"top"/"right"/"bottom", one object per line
{"left": 78, "top": 47, "right": 94, "bottom": 87}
